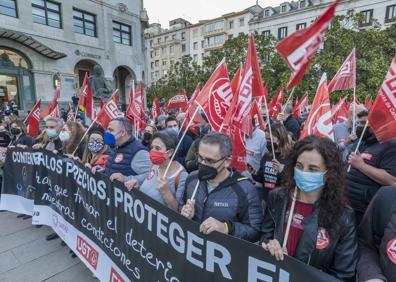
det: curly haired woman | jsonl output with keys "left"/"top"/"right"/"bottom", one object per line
{"left": 260, "top": 135, "right": 358, "bottom": 281}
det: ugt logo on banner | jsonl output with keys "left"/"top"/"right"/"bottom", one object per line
{"left": 76, "top": 235, "right": 99, "bottom": 269}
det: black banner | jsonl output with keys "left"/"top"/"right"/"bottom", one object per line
{"left": 1, "top": 148, "right": 339, "bottom": 282}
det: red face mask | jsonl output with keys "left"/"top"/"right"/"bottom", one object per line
{"left": 149, "top": 149, "right": 167, "bottom": 165}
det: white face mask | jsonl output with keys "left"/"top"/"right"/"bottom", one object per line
{"left": 59, "top": 131, "right": 70, "bottom": 142}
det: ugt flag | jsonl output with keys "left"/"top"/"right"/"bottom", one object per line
{"left": 368, "top": 55, "right": 396, "bottom": 143}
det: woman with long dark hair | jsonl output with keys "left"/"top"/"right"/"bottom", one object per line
{"left": 253, "top": 122, "right": 292, "bottom": 201}
{"left": 261, "top": 136, "right": 357, "bottom": 281}
{"left": 82, "top": 128, "right": 110, "bottom": 173}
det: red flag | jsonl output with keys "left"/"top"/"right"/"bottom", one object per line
{"left": 151, "top": 96, "right": 160, "bottom": 119}
{"left": 331, "top": 95, "right": 349, "bottom": 124}
{"left": 368, "top": 56, "right": 396, "bottom": 143}
{"left": 100, "top": 98, "right": 105, "bottom": 110}
{"left": 67, "top": 104, "right": 74, "bottom": 122}
{"left": 166, "top": 90, "right": 189, "bottom": 111}
{"left": 364, "top": 96, "right": 373, "bottom": 109}
{"left": 95, "top": 91, "right": 121, "bottom": 129}
{"left": 252, "top": 99, "right": 266, "bottom": 131}
{"left": 77, "top": 73, "right": 93, "bottom": 119}
{"left": 300, "top": 73, "right": 334, "bottom": 140}
{"left": 26, "top": 99, "right": 41, "bottom": 137}
{"left": 246, "top": 34, "right": 265, "bottom": 98}
{"left": 195, "top": 59, "right": 233, "bottom": 132}
{"left": 268, "top": 86, "right": 285, "bottom": 119}
{"left": 276, "top": 0, "right": 340, "bottom": 89}
{"left": 182, "top": 83, "right": 205, "bottom": 131}
{"left": 126, "top": 83, "right": 144, "bottom": 121}
{"left": 328, "top": 48, "right": 356, "bottom": 93}
{"left": 188, "top": 83, "right": 201, "bottom": 106}
{"left": 40, "top": 88, "right": 60, "bottom": 119}
{"left": 230, "top": 126, "right": 247, "bottom": 172}
{"left": 293, "top": 92, "right": 309, "bottom": 118}
{"left": 48, "top": 103, "right": 60, "bottom": 119}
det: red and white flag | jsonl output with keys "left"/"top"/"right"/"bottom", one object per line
{"left": 166, "top": 90, "right": 189, "bottom": 111}
{"left": 252, "top": 99, "right": 266, "bottom": 131}
{"left": 95, "top": 91, "right": 121, "bottom": 129}
{"left": 230, "top": 126, "right": 247, "bottom": 172}
{"left": 300, "top": 73, "right": 334, "bottom": 140}
{"left": 293, "top": 92, "right": 309, "bottom": 118}
{"left": 246, "top": 34, "right": 265, "bottom": 98}
{"left": 100, "top": 98, "right": 105, "bottom": 110}
{"left": 77, "top": 73, "right": 94, "bottom": 119}
{"left": 182, "top": 83, "right": 205, "bottom": 131}
{"left": 268, "top": 86, "right": 285, "bottom": 119}
{"left": 151, "top": 96, "right": 160, "bottom": 119}
{"left": 368, "top": 56, "right": 396, "bottom": 143}
{"left": 328, "top": 48, "right": 356, "bottom": 93}
{"left": 67, "top": 104, "right": 74, "bottom": 122}
{"left": 276, "top": 0, "right": 340, "bottom": 89}
{"left": 195, "top": 59, "right": 233, "bottom": 132}
{"left": 188, "top": 83, "right": 201, "bottom": 106}
{"left": 126, "top": 82, "right": 144, "bottom": 121}
{"left": 40, "top": 87, "right": 60, "bottom": 119}
{"left": 26, "top": 99, "right": 41, "bottom": 137}
{"left": 49, "top": 103, "right": 60, "bottom": 119}
{"left": 331, "top": 95, "right": 349, "bottom": 124}
{"left": 364, "top": 96, "right": 373, "bottom": 109}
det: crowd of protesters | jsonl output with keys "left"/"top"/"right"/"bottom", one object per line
{"left": 0, "top": 100, "right": 395, "bottom": 282}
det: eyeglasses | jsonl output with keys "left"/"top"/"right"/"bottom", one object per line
{"left": 197, "top": 153, "right": 225, "bottom": 165}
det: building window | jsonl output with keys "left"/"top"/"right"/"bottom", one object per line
{"left": 150, "top": 40, "right": 153, "bottom": 47}
{"left": 0, "top": 0, "right": 17, "bottom": 17}
{"left": 172, "top": 34, "right": 176, "bottom": 40}
{"left": 73, "top": 9, "right": 96, "bottom": 37}
{"left": 239, "top": 18, "right": 245, "bottom": 27}
{"left": 281, "top": 5, "right": 287, "bottom": 13}
{"left": 112, "top": 21, "right": 131, "bottom": 45}
{"left": 262, "top": 30, "right": 271, "bottom": 38}
{"left": 264, "top": 9, "right": 270, "bottom": 17}
{"left": 150, "top": 62, "right": 154, "bottom": 69}
{"left": 164, "top": 36, "right": 168, "bottom": 42}
{"left": 170, "top": 60, "right": 174, "bottom": 65}
{"left": 296, "top": 23, "right": 307, "bottom": 30}
{"left": 385, "top": 5, "right": 396, "bottom": 23}
{"left": 32, "top": 0, "right": 62, "bottom": 28}
{"left": 182, "top": 44, "right": 186, "bottom": 52}
{"left": 155, "top": 60, "right": 159, "bottom": 67}
{"left": 204, "top": 21, "right": 224, "bottom": 33}
{"left": 201, "top": 40, "right": 204, "bottom": 48}
{"left": 181, "top": 32, "right": 186, "bottom": 40}
{"left": 157, "top": 37, "right": 161, "bottom": 43}
{"left": 193, "top": 42, "right": 198, "bottom": 50}
{"left": 154, "top": 49, "right": 159, "bottom": 56}
{"left": 229, "top": 20, "right": 234, "bottom": 29}
{"left": 193, "top": 54, "right": 198, "bottom": 61}
{"left": 169, "top": 45, "right": 174, "bottom": 54}
{"left": 300, "top": 0, "right": 306, "bottom": 8}
{"left": 150, "top": 51, "right": 154, "bottom": 58}
{"left": 359, "top": 9, "right": 373, "bottom": 27}
{"left": 155, "top": 71, "right": 159, "bottom": 78}
{"left": 205, "top": 34, "right": 225, "bottom": 47}
{"left": 161, "top": 47, "right": 166, "bottom": 54}
{"left": 278, "top": 27, "right": 288, "bottom": 40}
{"left": 162, "top": 60, "right": 167, "bottom": 66}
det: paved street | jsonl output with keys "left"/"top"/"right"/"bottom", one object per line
{"left": 0, "top": 211, "right": 95, "bottom": 282}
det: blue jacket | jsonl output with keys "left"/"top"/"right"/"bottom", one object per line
{"left": 105, "top": 137, "right": 148, "bottom": 177}
{"left": 180, "top": 170, "right": 263, "bottom": 242}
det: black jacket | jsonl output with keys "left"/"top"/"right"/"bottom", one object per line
{"left": 261, "top": 188, "right": 358, "bottom": 281}
{"left": 11, "top": 134, "right": 33, "bottom": 147}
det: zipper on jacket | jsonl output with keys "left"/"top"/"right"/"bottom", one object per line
{"left": 307, "top": 255, "right": 311, "bottom": 265}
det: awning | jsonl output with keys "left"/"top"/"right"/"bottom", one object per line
{"left": 0, "top": 28, "right": 66, "bottom": 60}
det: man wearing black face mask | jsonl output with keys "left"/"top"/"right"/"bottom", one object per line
{"left": 347, "top": 110, "right": 396, "bottom": 225}
{"left": 180, "top": 133, "right": 263, "bottom": 242}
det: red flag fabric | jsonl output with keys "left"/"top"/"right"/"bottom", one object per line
{"left": 293, "top": 92, "right": 309, "bottom": 118}
{"left": 364, "top": 96, "right": 373, "bottom": 109}
{"left": 151, "top": 96, "right": 160, "bottom": 119}
{"left": 230, "top": 126, "right": 247, "bottom": 172}
{"left": 195, "top": 59, "right": 233, "bottom": 132}
{"left": 166, "top": 90, "right": 189, "bottom": 111}
{"left": 328, "top": 48, "right": 356, "bottom": 93}
{"left": 246, "top": 34, "right": 265, "bottom": 98}
{"left": 300, "top": 73, "right": 334, "bottom": 140}
{"left": 126, "top": 83, "right": 144, "bottom": 121}
{"left": 268, "top": 86, "right": 285, "bottom": 119}
{"left": 40, "top": 88, "right": 60, "bottom": 119}
{"left": 26, "top": 99, "right": 41, "bottom": 137}
{"left": 77, "top": 73, "right": 93, "bottom": 119}
{"left": 48, "top": 103, "right": 60, "bottom": 119}
{"left": 252, "top": 99, "right": 266, "bottom": 131}
{"left": 276, "top": 0, "right": 340, "bottom": 89}
{"left": 100, "top": 98, "right": 105, "bottom": 110}
{"left": 331, "top": 95, "right": 349, "bottom": 124}
{"left": 188, "top": 83, "right": 201, "bottom": 106}
{"left": 95, "top": 91, "right": 121, "bottom": 129}
{"left": 67, "top": 104, "right": 74, "bottom": 122}
{"left": 368, "top": 56, "right": 396, "bottom": 143}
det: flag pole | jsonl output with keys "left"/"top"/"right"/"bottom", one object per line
{"left": 71, "top": 116, "right": 98, "bottom": 156}
{"left": 352, "top": 87, "right": 357, "bottom": 134}
{"left": 263, "top": 95, "right": 276, "bottom": 160}
{"left": 347, "top": 119, "right": 368, "bottom": 173}
{"left": 190, "top": 180, "right": 200, "bottom": 201}
{"left": 283, "top": 187, "right": 298, "bottom": 248}
{"left": 163, "top": 106, "right": 200, "bottom": 177}
{"left": 282, "top": 86, "right": 296, "bottom": 113}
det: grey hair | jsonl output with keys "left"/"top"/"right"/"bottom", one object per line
{"left": 111, "top": 117, "right": 133, "bottom": 136}
{"left": 44, "top": 116, "right": 63, "bottom": 127}
{"left": 284, "top": 103, "right": 293, "bottom": 115}
{"left": 200, "top": 132, "right": 232, "bottom": 158}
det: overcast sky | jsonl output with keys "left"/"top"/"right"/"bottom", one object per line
{"left": 144, "top": 0, "right": 285, "bottom": 28}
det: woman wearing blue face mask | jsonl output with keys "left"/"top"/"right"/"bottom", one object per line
{"left": 260, "top": 135, "right": 358, "bottom": 282}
